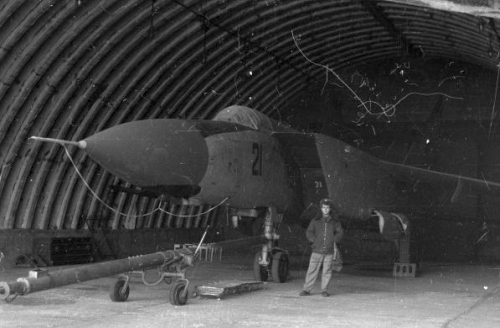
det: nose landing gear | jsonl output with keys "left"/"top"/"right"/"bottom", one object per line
{"left": 252, "top": 207, "right": 290, "bottom": 283}
{"left": 253, "top": 248, "right": 289, "bottom": 283}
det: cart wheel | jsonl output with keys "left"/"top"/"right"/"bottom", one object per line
{"left": 169, "top": 281, "right": 188, "bottom": 306}
{"left": 253, "top": 251, "right": 269, "bottom": 282}
{"left": 109, "top": 278, "right": 130, "bottom": 302}
{"left": 272, "top": 251, "right": 289, "bottom": 283}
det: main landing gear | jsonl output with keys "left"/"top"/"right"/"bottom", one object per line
{"left": 373, "top": 210, "right": 417, "bottom": 277}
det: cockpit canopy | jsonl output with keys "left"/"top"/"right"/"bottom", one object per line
{"left": 213, "top": 105, "right": 295, "bottom": 134}
{"left": 213, "top": 105, "right": 273, "bottom": 132}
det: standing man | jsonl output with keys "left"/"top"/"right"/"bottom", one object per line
{"left": 300, "top": 198, "right": 344, "bottom": 297}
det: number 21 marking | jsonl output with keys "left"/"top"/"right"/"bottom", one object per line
{"left": 252, "top": 142, "right": 263, "bottom": 176}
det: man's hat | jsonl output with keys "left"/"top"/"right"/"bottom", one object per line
{"left": 319, "top": 198, "right": 334, "bottom": 208}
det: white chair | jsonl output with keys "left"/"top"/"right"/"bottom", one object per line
{"left": 174, "top": 243, "right": 221, "bottom": 261}
{"left": 196, "top": 243, "right": 210, "bottom": 260}
{"left": 207, "top": 243, "right": 222, "bottom": 262}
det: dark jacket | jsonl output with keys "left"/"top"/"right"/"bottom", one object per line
{"left": 306, "top": 213, "right": 344, "bottom": 255}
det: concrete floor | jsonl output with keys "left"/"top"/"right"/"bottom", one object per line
{"left": 0, "top": 256, "right": 499, "bottom": 328}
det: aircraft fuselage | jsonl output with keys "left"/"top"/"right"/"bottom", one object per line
{"left": 80, "top": 106, "right": 408, "bottom": 223}
{"left": 81, "top": 118, "right": 296, "bottom": 213}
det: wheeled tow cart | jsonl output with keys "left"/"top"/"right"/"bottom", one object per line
{"left": 1, "top": 229, "right": 210, "bottom": 306}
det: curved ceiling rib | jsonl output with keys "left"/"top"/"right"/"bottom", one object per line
{"left": 0, "top": 0, "right": 499, "bottom": 230}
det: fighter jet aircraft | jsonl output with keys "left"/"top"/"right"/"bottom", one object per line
{"left": 31, "top": 105, "right": 500, "bottom": 281}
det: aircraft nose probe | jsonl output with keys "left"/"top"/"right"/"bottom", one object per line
{"left": 29, "top": 136, "right": 87, "bottom": 149}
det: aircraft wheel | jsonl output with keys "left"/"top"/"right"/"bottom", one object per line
{"left": 169, "top": 281, "right": 188, "bottom": 306}
{"left": 272, "top": 251, "right": 289, "bottom": 283}
{"left": 253, "top": 251, "right": 269, "bottom": 282}
{"left": 109, "top": 278, "right": 130, "bottom": 302}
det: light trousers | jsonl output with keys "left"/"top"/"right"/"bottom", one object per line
{"left": 303, "top": 252, "right": 334, "bottom": 292}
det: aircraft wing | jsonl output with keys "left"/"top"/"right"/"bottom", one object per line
{"left": 379, "top": 160, "right": 500, "bottom": 194}
{"left": 274, "top": 130, "right": 500, "bottom": 195}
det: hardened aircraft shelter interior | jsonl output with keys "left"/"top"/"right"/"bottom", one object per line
{"left": 0, "top": 1, "right": 499, "bottom": 327}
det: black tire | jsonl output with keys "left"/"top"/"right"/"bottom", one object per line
{"left": 169, "top": 281, "right": 188, "bottom": 306}
{"left": 109, "top": 279, "right": 130, "bottom": 302}
{"left": 253, "top": 251, "right": 269, "bottom": 282}
{"left": 272, "top": 251, "right": 289, "bottom": 283}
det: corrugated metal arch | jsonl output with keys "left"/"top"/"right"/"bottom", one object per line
{"left": 0, "top": 0, "right": 499, "bottom": 230}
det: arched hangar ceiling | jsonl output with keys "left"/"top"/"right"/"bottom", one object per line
{"left": 1, "top": 0, "right": 499, "bottom": 230}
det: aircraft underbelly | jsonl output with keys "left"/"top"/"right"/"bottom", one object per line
{"left": 194, "top": 132, "right": 294, "bottom": 210}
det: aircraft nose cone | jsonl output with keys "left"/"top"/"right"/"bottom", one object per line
{"left": 81, "top": 120, "right": 208, "bottom": 193}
